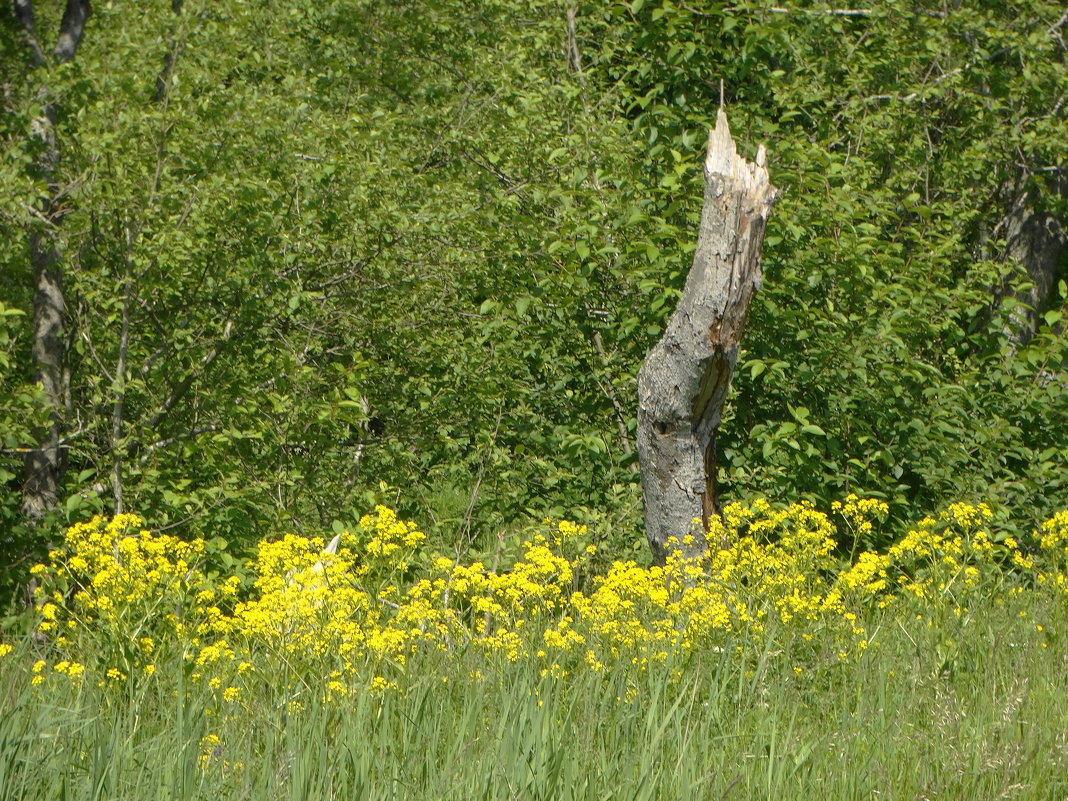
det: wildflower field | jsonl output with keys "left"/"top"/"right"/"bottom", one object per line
{"left": 2, "top": 499, "right": 1068, "bottom": 800}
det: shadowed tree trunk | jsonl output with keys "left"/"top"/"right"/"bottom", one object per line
{"left": 996, "top": 171, "right": 1067, "bottom": 346}
{"left": 636, "top": 109, "right": 778, "bottom": 565}
{"left": 14, "top": 0, "right": 92, "bottom": 522}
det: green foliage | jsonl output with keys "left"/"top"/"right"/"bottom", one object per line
{"left": 1, "top": 0, "right": 1065, "bottom": 578}
{"left": 1, "top": 0, "right": 645, "bottom": 559}
{"left": 0, "top": 302, "right": 46, "bottom": 591}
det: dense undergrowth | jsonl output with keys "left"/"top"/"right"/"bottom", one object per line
{"left": 1, "top": 500, "right": 1067, "bottom": 799}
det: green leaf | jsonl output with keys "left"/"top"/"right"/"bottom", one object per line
{"left": 65, "top": 495, "right": 83, "bottom": 517}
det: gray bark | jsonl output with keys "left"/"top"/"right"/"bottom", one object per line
{"left": 54, "top": 0, "right": 90, "bottom": 63}
{"left": 16, "top": 0, "right": 92, "bottom": 522}
{"left": 22, "top": 223, "right": 68, "bottom": 521}
{"left": 996, "top": 172, "right": 1067, "bottom": 346}
{"left": 636, "top": 109, "right": 778, "bottom": 564}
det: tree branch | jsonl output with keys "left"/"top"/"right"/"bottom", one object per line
{"left": 768, "top": 6, "right": 871, "bottom": 16}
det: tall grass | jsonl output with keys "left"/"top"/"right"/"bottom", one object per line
{"left": 3, "top": 586, "right": 1065, "bottom": 801}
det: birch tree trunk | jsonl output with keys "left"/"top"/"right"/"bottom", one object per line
{"left": 15, "top": 0, "right": 92, "bottom": 521}
{"left": 636, "top": 109, "right": 778, "bottom": 564}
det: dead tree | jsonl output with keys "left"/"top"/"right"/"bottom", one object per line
{"left": 636, "top": 109, "right": 778, "bottom": 564}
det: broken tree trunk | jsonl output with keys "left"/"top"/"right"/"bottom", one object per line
{"left": 636, "top": 109, "right": 778, "bottom": 565}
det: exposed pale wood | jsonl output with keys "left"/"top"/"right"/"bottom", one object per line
{"left": 636, "top": 109, "right": 778, "bottom": 564}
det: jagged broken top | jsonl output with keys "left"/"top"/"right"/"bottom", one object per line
{"left": 704, "top": 109, "right": 778, "bottom": 204}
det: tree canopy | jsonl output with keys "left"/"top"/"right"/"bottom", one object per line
{"left": 2, "top": 0, "right": 1065, "bottom": 590}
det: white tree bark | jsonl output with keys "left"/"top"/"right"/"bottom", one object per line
{"left": 636, "top": 109, "right": 778, "bottom": 564}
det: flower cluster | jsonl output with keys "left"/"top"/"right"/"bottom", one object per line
{"left": 18, "top": 501, "right": 1066, "bottom": 707}
{"left": 1036, "top": 509, "right": 1068, "bottom": 592}
{"left": 28, "top": 514, "right": 219, "bottom": 683}
{"left": 832, "top": 493, "right": 889, "bottom": 544}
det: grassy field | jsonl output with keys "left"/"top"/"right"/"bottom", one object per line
{"left": 2, "top": 502, "right": 1066, "bottom": 800}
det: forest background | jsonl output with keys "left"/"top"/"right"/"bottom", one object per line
{"left": 1, "top": 0, "right": 1066, "bottom": 599}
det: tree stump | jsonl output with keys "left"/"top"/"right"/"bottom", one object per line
{"left": 636, "top": 109, "right": 778, "bottom": 564}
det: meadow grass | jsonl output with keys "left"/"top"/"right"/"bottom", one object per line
{"left": 2, "top": 502, "right": 1067, "bottom": 800}
{"left": 2, "top": 586, "right": 1065, "bottom": 801}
